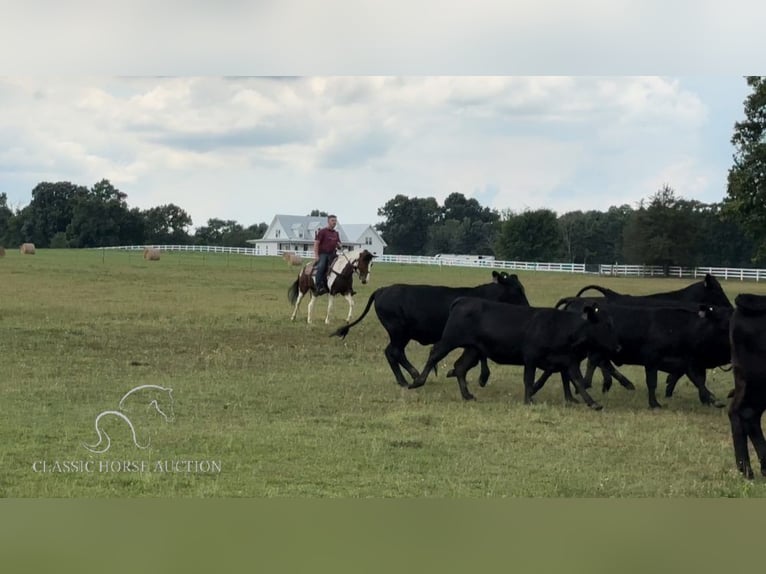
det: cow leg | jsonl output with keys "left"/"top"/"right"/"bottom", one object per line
{"left": 478, "top": 357, "right": 491, "bottom": 387}
{"left": 384, "top": 341, "right": 414, "bottom": 387}
{"left": 729, "top": 366, "right": 756, "bottom": 478}
{"left": 397, "top": 348, "right": 421, "bottom": 382}
{"left": 644, "top": 367, "right": 662, "bottom": 409}
{"left": 530, "top": 369, "right": 555, "bottom": 396}
{"left": 685, "top": 366, "right": 724, "bottom": 408}
{"left": 324, "top": 295, "right": 334, "bottom": 324}
{"left": 447, "top": 351, "right": 489, "bottom": 387}
{"left": 343, "top": 293, "right": 355, "bottom": 324}
{"left": 729, "top": 411, "right": 754, "bottom": 478}
{"left": 290, "top": 290, "right": 305, "bottom": 321}
{"left": 567, "top": 363, "right": 603, "bottom": 410}
{"left": 747, "top": 410, "right": 766, "bottom": 477}
{"left": 596, "top": 360, "right": 635, "bottom": 393}
{"left": 665, "top": 373, "right": 682, "bottom": 398}
{"left": 410, "top": 340, "right": 455, "bottom": 390}
{"left": 583, "top": 357, "right": 599, "bottom": 390}
{"left": 560, "top": 371, "right": 579, "bottom": 404}
{"left": 523, "top": 364, "right": 537, "bottom": 404}
{"left": 452, "top": 347, "right": 479, "bottom": 400}
{"left": 448, "top": 350, "right": 478, "bottom": 377}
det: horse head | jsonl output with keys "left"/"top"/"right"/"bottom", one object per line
{"left": 354, "top": 249, "right": 376, "bottom": 285}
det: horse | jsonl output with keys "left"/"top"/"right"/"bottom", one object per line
{"left": 287, "top": 249, "right": 375, "bottom": 324}
{"left": 83, "top": 384, "right": 175, "bottom": 454}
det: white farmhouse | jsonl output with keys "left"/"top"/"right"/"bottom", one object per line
{"left": 247, "top": 214, "right": 387, "bottom": 257}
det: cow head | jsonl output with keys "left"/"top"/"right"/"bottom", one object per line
{"left": 582, "top": 303, "right": 621, "bottom": 356}
{"left": 702, "top": 274, "right": 733, "bottom": 308}
{"left": 492, "top": 271, "right": 530, "bottom": 306}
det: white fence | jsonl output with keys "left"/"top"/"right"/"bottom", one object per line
{"left": 598, "top": 264, "right": 766, "bottom": 282}
{"left": 100, "top": 245, "right": 766, "bottom": 281}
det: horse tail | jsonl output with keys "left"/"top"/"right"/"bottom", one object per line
{"left": 575, "top": 285, "right": 613, "bottom": 298}
{"left": 287, "top": 278, "right": 300, "bottom": 305}
{"left": 330, "top": 289, "right": 378, "bottom": 339}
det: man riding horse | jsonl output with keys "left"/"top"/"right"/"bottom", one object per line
{"left": 314, "top": 214, "right": 343, "bottom": 296}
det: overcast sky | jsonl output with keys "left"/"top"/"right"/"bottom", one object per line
{"left": 0, "top": 2, "right": 761, "bottom": 230}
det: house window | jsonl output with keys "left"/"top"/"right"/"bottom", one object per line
{"left": 365, "top": 236, "right": 373, "bottom": 245}
{"left": 276, "top": 230, "right": 281, "bottom": 238}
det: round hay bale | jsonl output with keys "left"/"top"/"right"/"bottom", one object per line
{"left": 20, "top": 243, "right": 35, "bottom": 255}
{"left": 288, "top": 253, "right": 303, "bottom": 266}
{"left": 143, "top": 247, "right": 161, "bottom": 261}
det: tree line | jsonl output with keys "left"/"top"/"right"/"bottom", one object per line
{"left": 0, "top": 179, "right": 268, "bottom": 249}
{"left": 375, "top": 187, "right": 754, "bottom": 267}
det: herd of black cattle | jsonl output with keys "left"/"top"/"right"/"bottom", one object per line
{"left": 331, "top": 271, "right": 766, "bottom": 480}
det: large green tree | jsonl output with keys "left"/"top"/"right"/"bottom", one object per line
{"left": 142, "top": 204, "right": 193, "bottom": 244}
{"left": 376, "top": 194, "right": 440, "bottom": 255}
{"left": 495, "top": 209, "right": 562, "bottom": 261}
{"left": 23, "top": 181, "right": 89, "bottom": 247}
{"left": 724, "top": 76, "right": 766, "bottom": 261}
{"left": 622, "top": 185, "right": 697, "bottom": 269}
{"left": 66, "top": 179, "right": 144, "bottom": 247}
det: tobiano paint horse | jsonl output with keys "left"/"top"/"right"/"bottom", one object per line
{"left": 287, "top": 249, "right": 375, "bottom": 324}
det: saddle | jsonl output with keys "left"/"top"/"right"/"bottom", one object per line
{"left": 303, "top": 255, "right": 338, "bottom": 284}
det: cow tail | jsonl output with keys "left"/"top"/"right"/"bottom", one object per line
{"left": 330, "top": 290, "right": 378, "bottom": 339}
{"left": 575, "top": 285, "right": 611, "bottom": 298}
{"left": 287, "top": 279, "right": 300, "bottom": 305}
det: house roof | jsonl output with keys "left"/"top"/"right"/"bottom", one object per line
{"left": 340, "top": 223, "right": 388, "bottom": 246}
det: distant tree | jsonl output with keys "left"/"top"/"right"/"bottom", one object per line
{"left": 376, "top": 194, "right": 440, "bottom": 255}
{"left": 495, "top": 209, "right": 562, "bottom": 261}
{"left": 23, "top": 181, "right": 89, "bottom": 247}
{"left": 66, "top": 180, "right": 142, "bottom": 247}
{"left": 0, "top": 192, "right": 12, "bottom": 245}
{"left": 622, "top": 185, "right": 697, "bottom": 269}
{"left": 723, "top": 76, "right": 766, "bottom": 261}
{"left": 142, "top": 204, "right": 193, "bottom": 244}
{"left": 308, "top": 209, "right": 329, "bottom": 217}
{"left": 440, "top": 192, "right": 499, "bottom": 224}
{"left": 194, "top": 218, "right": 265, "bottom": 246}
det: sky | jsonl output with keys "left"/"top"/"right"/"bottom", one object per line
{"left": 0, "top": 2, "right": 761, "bottom": 231}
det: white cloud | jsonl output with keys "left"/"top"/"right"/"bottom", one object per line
{"left": 0, "top": 76, "right": 745, "bottom": 231}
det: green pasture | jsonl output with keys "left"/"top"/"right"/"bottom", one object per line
{"left": 2, "top": 248, "right": 766, "bottom": 497}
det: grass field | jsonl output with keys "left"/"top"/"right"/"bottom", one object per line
{"left": 2, "top": 248, "right": 766, "bottom": 497}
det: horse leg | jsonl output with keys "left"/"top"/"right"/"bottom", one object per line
{"left": 307, "top": 292, "right": 317, "bottom": 324}
{"left": 290, "top": 289, "right": 305, "bottom": 321}
{"left": 343, "top": 293, "right": 354, "bottom": 323}
{"left": 325, "top": 295, "right": 334, "bottom": 324}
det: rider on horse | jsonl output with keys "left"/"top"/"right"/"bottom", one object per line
{"left": 313, "top": 214, "right": 343, "bottom": 295}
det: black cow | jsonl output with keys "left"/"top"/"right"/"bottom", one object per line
{"left": 576, "top": 273, "right": 733, "bottom": 308}
{"left": 551, "top": 298, "right": 731, "bottom": 409}
{"left": 572, "top": 274, "right": 733, "bottom": 396}
{"left": 330, "top": 271, "right": 529, "bottom": 387}
{"left": 409, "top": 298, "right": 620, "bottom": 409}
{"left": 728, "top": 293, "right": 766, "bottom": 479}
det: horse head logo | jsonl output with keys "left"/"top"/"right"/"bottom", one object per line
{"left": 83, "top": 385, "right": 175, "bottom": 454}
